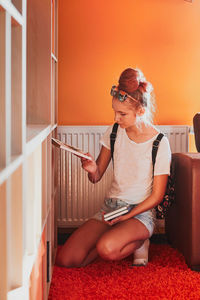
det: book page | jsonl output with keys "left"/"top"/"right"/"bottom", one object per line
{"left": 104, "top": 209, "right": 129, "bottom": 221}
{"left": 103, "top": 206, "right": 129, "bottom": 218}
{"left": 52, "top": 138, "right": 92, "bottom": 160}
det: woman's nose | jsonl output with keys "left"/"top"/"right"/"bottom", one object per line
{"left": 114, "top": 114, "right": 120, "bottom": 122}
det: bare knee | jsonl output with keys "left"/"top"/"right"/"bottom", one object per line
{"left": 97, "top": 238, "right": 118, "bottom": 261}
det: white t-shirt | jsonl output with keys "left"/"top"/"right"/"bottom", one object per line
{"left": 100, "top": 125, "right": 171, "bottom": 205}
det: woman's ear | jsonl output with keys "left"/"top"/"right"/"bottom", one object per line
{"left": 137, "top": 106, "right": 145, "bottom": 116}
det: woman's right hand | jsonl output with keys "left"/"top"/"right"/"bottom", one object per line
{"left": 80, "top": 153, "right": 97, "bottom": 174}
{"left": 81, "top": 146, "right": 111, "bottom": 183}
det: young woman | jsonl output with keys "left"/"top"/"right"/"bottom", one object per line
{"left": 56, "top": 68, "right": 171, "bottom": 268}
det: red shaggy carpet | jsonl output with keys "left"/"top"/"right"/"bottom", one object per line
{"left": 48, "top": 244, "right": 200, "bottom": 300}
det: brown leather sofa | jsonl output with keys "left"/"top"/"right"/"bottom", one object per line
{"left": 165, "top": 113, "right": 200, "bottom": 271}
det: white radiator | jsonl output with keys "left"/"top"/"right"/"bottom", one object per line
{"left": 57, "top": 125, "right": 189, "bottom": 228}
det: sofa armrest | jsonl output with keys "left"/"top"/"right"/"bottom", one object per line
{"left": 165, "top": 153, "right": 200, "bottom": 270}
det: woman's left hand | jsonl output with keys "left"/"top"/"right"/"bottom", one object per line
{"left": 106, "top": 214, "right": 129, "bottom": 226}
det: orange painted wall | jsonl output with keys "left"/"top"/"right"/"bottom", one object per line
{"left": 58, "top": 0, "right": 200, "bottom": 126}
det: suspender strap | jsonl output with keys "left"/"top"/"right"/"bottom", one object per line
{"left": 110, "top": 123, "right": 119, "bottom": 160}
{"left": 152, "top": 133, "right": 164, "bottom": 173}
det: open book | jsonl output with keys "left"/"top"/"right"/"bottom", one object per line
{"left": 103, "top": 205, "right": 132, "bottom": 221}
{"left": 52, "top": 138, "right": 92, "bottom": 160}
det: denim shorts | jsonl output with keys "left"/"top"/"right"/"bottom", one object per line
{"left": 92, "top": 198, "right": 155, "bottom": 237}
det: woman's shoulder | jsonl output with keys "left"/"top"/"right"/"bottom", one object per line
{"left": 149, "top": 127, "right": 171, "bottom": 154}
{"left": 104, "top": 123, "right": 124, "bottom": 135}
{"left": 152, "top": 127, "right": 170, "bottom": 146}
{"left": 157, "top": 134, "right": 171, "bottom": 155}
{"left": 151, "top": 126, "right": 170, "bottom": 142}
{"left": 140, "top": 125, "right": 160, "bottom": 142}
{"left": 100, "top": 124, "right": 122, "bottom": 149}
{"left": 150, "top": 125, "right": 160, "bottom": 135}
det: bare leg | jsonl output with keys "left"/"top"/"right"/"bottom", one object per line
{"left": 56, "top": 219, "right": 110, "bottom": 267}
{"left": 96, "top": 218, "right": 150, "bottom": 261}
{"left": 80, "top": 248, "right": 98, "bottom": 267}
